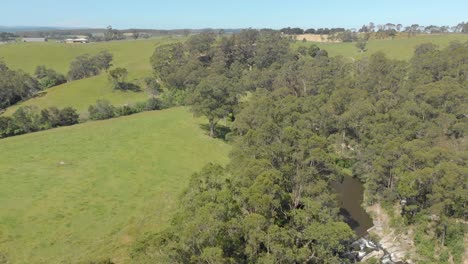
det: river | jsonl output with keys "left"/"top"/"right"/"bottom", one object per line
{"left": 332, "top": 176, "right": 373, "bottom": 237}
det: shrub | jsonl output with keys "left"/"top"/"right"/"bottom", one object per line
{"left": 12, "top": 106, "right": 40, "bottom": 134}
{"left": 58, "top": 107, "right": 80, "bottom": 126}
{"left": 145, "top": 97, "right": 163, "bottom": 111}
{"left": 160, "top": 89, "right": 188, "bottom": 108}
{"left": 0, "top": 116, "right": 15, "bottom": 138}
{"left": 88, "top": 100, "right": 116, "bottom": 120}
{"left": 116, "top": 104, "right": 138, "bottom": 116}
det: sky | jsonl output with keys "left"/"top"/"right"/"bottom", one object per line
{"left": 2, "top": 0, "right": 468, "bottom": 29}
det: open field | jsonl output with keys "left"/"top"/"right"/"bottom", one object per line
{"left": 0, "top": 38, "right": 181, "bottom": 115}
{"left": 295, "top": 34, "right": 468, "bottom": 60}
{"left": 3, "top": 35, "right": 468, "bottom": 116}
{"left": 0, "top": 107, "right": 231, "bottom": 263}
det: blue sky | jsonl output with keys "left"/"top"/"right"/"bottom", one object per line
{"left": 2, "top": 0, "right": 468, "bottom": 29}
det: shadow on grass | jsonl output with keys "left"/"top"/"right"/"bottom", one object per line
{"left": 199, "top": 124, "right": 231, "bottom": 141}
{"left": 32, "top": 91, "right": 48, "bottom": 98}
{"left": 115, "top": 82, "right": 142, "bottom": 92}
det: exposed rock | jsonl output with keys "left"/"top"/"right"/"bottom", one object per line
{"left": 366, "top": 204, "right": 415, "bottom": 263}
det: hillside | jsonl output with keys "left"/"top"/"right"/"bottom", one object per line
{"left": 0, "top": 38, "right": 179, "bottom": 115}
{"left": 0, "top": 107, "right": 231, "bottom": 263}
{"left": 3, "top": 35, "right": 468, "bottom": 116}
{"left": 296, "top": 34, "right": 468, "bottom": 60}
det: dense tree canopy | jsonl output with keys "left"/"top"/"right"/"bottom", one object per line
{"left": 139, "top": 31, "right": 468, "bottom": 263}
{"left": 0, "top": 61, "right": 40, "bottom": 110}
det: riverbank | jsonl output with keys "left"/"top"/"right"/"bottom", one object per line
{"left": 365, "top": 204, "right": 415, "bottom": 263}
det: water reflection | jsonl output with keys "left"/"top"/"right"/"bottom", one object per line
{"left": 332, "top": 176, "right": 373, "bottom": 237}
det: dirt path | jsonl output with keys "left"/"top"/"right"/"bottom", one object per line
{"left": 366, "top": 204, "right": 415, "bottom": 263}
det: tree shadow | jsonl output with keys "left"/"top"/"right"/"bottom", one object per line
{"left": 199, "top": 124, "right": 231, "bottom": 141}
{"left": 32, "top": 91, "right": 48, "bottom": 98}
{"left": 339, "top": 208, "right": 360, "bottom": 231}
{"left": 115, "top": 82, "right": 142, "bottom": 92}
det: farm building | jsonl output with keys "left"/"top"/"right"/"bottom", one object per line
{"left": 65, "top": 38, "right": 89, "bottom": 43}
{"left": 22, "top": 38, "right": 47, "bottom": 42}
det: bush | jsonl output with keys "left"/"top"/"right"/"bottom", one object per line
{"left": 116, "top": 104, "right": 138, "bottom": 116}
{"left": 160, "top": 90, "right": 188, "bottom": 108}
{"left": 58, "top": 107, "right": 80, "bottom": 126}
{"left": 145, "top": 97, "right": 163, "bottom": 111}
{"left": 12, "top": 106, "right": 40, "bottom": 134}
{"left": 88, "top": 100, "right": 116, "bottom": 120}
{"left": 0, "top": 116, "right": 15, "bottom": 138}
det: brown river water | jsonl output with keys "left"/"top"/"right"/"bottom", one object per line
{"left": 332, "top": 176, "right": 374, "bottom": 237}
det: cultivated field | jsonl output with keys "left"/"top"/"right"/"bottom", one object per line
{"left": 0, "top": 107, "right": 230, "bottom": 263}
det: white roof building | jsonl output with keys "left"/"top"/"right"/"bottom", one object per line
{"left": 23, "top": 38, "right": 47, "bottom": 42}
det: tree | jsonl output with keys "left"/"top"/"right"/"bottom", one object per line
{"left": 0, "top": 62, "right": 40, "bottom": 109}
{"left": 93, "top": 51, "right": 114, "bottom": 72}
{"left": 356, "top": 38, "right": 367, "bottom": 53}
{"left": 130, "top": 29, "right": 139, "bottom": 40}
{"left": 189, "top": 75, "right": 238, "bottom": 137}
{"left": 308, "top": 44, "right": 320, "bottom": 57}
{"left": 144, "top": 77, "right": 162, "bottom": 97}
{"left": 104, "top": 25, "right": 123, "bottom": 41}
{"left": 67, "top": 52, "right": 113, "bottom": 80}
{"left": 108, "top": 67, "right": 128, "bottom": 90}
{"left": 35, "top": 66, "right": 66, "bottom": 89}
{"left": 67, "top": 54, "right": 100, "bottom": 80}
{"left": 12, "top": 106, "right": 40, "bottom": 134}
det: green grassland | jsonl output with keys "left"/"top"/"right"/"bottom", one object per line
{"left": 0, "top": 38, "right": 181, "bottom": 115}
{"left": 296, "top": 34, "right": 468, "bottom": 60}
{"left": 0, "top": 107, "right": 231, "bottom": 263}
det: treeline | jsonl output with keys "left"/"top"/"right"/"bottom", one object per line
{"left": 132, "top": 31, "right": 467, "bottom": 263}
{"left": 280, "top": 21, "right": 468, "bottom": 35}
{"left": 87, "top": 97, "right": 164, "bottom": 121}
{"left": 0, "top": 97, "right": 166, "bottom": 139}
{"left": 281, "top": 27, "right": 346, "bottom": 35}
{"left": 0, "top": 52, "right": 115, "bottom": 111}
{"left": 0, "top": 32, "right": 17, "bottom": 42}
{"left": 0, "top": 106, "right": 79, "bottom": 138}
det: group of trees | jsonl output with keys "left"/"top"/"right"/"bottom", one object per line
{"left": 67, "top": 51, "right": 113, "bottom": 80}
{"left": 104, "top": 25, "right": 125, "bottom": 41}
{"left": 0, "top": 32, "right": 17, "bottom": 42}
{"left": 0, "top": 106, "right": 79, "bottom": 138}
{"left": 134, "top": 30, "right": 467, "bottom": 263}
{"left": 281, "top": 22, "right": 468, "bottom": 42}
{"left": 35, "top": 65, "right": 66, "bottom": 89}
{"left": 0, "top": 62, "right": 40, "bottom": 110}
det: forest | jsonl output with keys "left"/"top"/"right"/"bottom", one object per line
{"left": 129, "top": 30, "right": 468, "bottom": 263}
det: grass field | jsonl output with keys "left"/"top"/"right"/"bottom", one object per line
{"left": 0, "top": 38, "right": 181, "bottom": 115}
{"left": 0, "top": 107, "right": 231, "bottom": 263}
{"left": 3, "top": 34, "right": 468, "bottom": 116}
{"left": 296, "top": 34, "right": 468, "bottom": 60}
